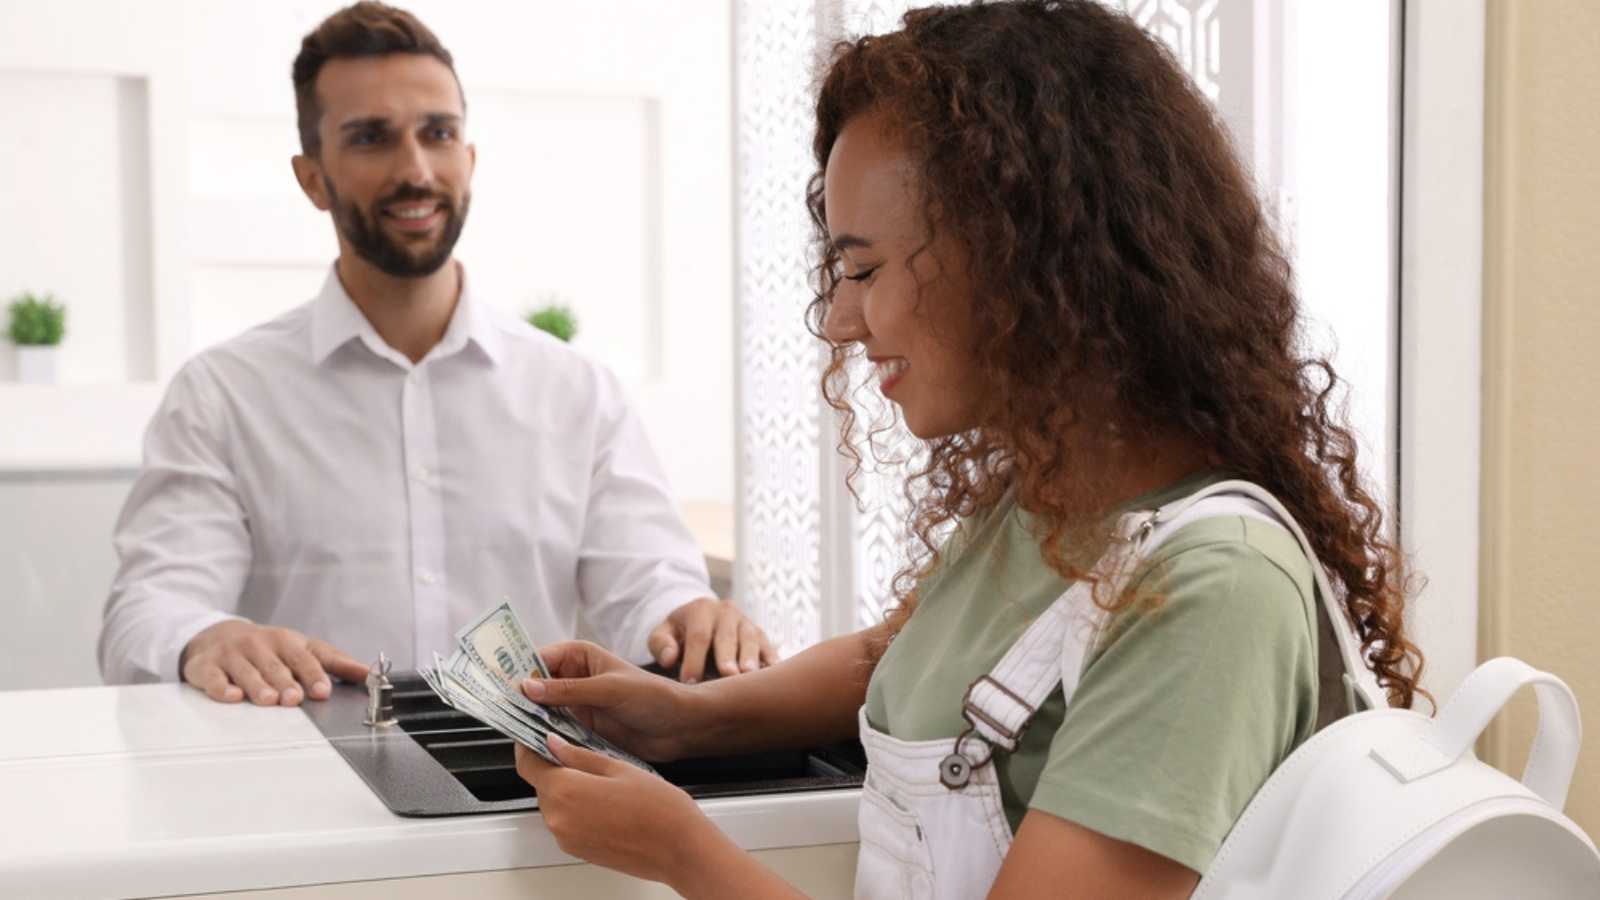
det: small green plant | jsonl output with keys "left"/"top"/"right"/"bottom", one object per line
{"left": 7, "top": 293, "right": 66, "bottom": 346}
{"left": 527, "top": 304, "right": 578, "bottom": 343}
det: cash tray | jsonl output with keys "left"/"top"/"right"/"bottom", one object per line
{"left": 304, "top": 670, "right": 867, "bottom": 817}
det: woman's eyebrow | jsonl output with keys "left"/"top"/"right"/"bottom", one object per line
{"left": 830, "top": 234, "right": 874, "bottom": 252}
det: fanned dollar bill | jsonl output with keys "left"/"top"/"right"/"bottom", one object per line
{"left": 420, "top": 601, "right": 655, "bottom": 773}
{"left": 422, "top": 655, "right": 561, "bottom": 766}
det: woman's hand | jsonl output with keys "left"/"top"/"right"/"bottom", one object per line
{"left": 515, "top": 735, "right": 723, "bottom": 887}
{"left": 524, "top": 640, "right": 699, "bottom": 761}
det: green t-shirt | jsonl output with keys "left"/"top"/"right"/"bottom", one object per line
{"left": 862, "top": 473, "right": 1320, "bottom": 875}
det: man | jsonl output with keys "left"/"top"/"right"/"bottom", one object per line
{"left": 98, "top": 1, "right": 771, "bottom": 705}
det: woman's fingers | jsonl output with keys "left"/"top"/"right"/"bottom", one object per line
{"left": 515, "top": 742, "right": 557, "bottom": 787}
{"left": 523, "top": 674, "right": 622, "bottom": 709}
{"left": 547, "top": 734, "right": 627, "bottom": 776}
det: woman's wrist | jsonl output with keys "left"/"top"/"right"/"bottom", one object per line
{"left": 663, "top": 815, "right": 735, "bottom": 898}
{"left": 668, "top": 678, "right": 729, "bottom": 759}
{"left": 666, "top": 819, "right": 801, "bottom": 900}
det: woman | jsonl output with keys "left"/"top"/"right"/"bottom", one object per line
{"left": 514, "top": 2, "right": 1423, "bottom": 897}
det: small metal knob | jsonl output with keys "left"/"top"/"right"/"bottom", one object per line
{"left": 939, "top": 753, "right": 973, "bottom": 789}
{"left": 364, "top": 652, "right": 397, "bottom": 728}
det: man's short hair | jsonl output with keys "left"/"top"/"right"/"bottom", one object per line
{"left": 291, "top": 1, "right": 461, "bottom": 156}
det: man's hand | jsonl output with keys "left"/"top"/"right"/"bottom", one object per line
{"left": 646, "top": 597, "right": 777, "bottom": 683}
{"left": 181, "top": 620, "right": 370, "bottom": 706}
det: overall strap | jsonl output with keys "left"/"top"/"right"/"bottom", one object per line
{"left": 962, "top": 505, "right": 1210, "bottom": 752}
{"left": 961, "top": 480, "right": 1387, "bottom": 755}
{"left": 1150, "top": 480, "right": 1388, "bottom": 712}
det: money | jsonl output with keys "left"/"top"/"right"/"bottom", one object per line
{"left": 419, "top": 600, "right": 655, "bottom": 774}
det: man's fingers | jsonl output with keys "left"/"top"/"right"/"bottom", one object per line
{"left": 309, "top": 639, "right": 369, "bottom": 685}
{"left": 280, "top": 644, "right": 331, "bottom": 701}
{"left": 647, "top": 622, "right": 680, "bottom": 669}
{"left": 190, "top": 662, "right": 243, "bottom": 703}
{"left": 245, "top": 644, "right": 303, "bottom": 706}
{"left": 759, "top": 632, "right": 780, "bottom": 667}
{"left": 736, "top": 621, "right": 762, "bottom": 673}
{"left": 678, "top": 605, "right": 714, "bottom": 684}
{"left": 220, "top": 655, "right": 276, "bottom": 706}
{"left": 712, "top": 606, "right": 741, "bottom": 678}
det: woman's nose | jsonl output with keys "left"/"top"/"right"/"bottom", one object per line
{"left": 822, "top": 291, "right": 867, "bottom": 344}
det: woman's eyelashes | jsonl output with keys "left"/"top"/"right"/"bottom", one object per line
{"left": 843, "top": 264, "right": 881, "bottom": 284}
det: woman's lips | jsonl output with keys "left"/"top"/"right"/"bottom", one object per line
{"left": 874, "top": 357, "right": 909, "bottom": 395}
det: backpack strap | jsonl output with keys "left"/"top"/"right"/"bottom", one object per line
{"left": 1143, "top": 480, "right": 1390, "bottom": 713}
{"left": 960, "top": 479, "right": 1389, "bottom": 754}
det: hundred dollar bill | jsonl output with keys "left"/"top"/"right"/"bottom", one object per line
{"left": 422, "top": 658, "right": 561, "bottom": 766}
{"left": 451, "top": 601, "right": 655, "bottom": 772}
{"left": 456, "top": 602, "right": 550, "bottom": 683}
{"left": 443, "top": 648, "right": 590, "bottom": 746}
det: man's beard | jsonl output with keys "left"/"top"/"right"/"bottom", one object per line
{"left": 324, "top": 178, "right": 470, "bottom": 278}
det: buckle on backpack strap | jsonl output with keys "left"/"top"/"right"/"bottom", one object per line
{"left": 961, "top": 675, "right": 1038, "bottom": 751}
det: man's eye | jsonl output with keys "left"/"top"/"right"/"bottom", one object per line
{"left": 429, "top": 127, "right": 456, "bottom": 141}
{"left": 843, "top": 266, "right": 880, "bottom": 283}
{"left": 351, "top": 131, "right": 384, "bottom": 146}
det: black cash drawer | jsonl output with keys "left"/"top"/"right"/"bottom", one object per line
{"left": 304, "top": 671, "right": 866, "bottom": 817}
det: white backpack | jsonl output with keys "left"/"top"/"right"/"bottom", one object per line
{"left": 1183, "top": 482, "right": 1600, "bottom": 899}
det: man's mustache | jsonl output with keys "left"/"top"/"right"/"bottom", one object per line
{"left": 375, "top": 184, "right": 452, "bottom": 210}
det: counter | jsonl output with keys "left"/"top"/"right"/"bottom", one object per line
{"left": 0, "top": 684, "right": 860, "bottom": 898}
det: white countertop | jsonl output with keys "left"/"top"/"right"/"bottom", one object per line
{"left": 0, "top": 684, "right": 859, "bottom": 898}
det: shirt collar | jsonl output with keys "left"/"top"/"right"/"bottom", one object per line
{"left": 309, "top": 263, "right": 505, "bottom": 368}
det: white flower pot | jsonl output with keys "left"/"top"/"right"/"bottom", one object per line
{"left": 16, "top": 345, "right": 60, "bottom": 384}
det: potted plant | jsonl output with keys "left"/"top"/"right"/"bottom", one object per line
{"left": 7, "top": 292, "right": 66, "bottom": 384}
{"left": 527, "top": 303, "right": 578, "bottom": 343}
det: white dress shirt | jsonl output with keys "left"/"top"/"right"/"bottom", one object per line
{"left": 99, "top": 266, "right": 711, "bottom": 684}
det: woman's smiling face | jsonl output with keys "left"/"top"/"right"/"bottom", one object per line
{"left": 820, "top": 110, "right": 986, "bottom": 440}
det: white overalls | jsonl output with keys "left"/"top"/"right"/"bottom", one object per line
{"left": 853, "top": 485, "right": 1313, "bottom": 900}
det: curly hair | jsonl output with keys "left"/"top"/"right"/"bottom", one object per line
{"left": 805, "top": 0, "right": 1425, "bottom": 708}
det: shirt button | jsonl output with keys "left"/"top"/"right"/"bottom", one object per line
{"left": 414, "top": 464, "right": 432, "bottom": 481}
{"left": 416, "top": 568, "right": 437, "bottom": 586}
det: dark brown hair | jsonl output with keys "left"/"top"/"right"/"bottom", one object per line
{"left": 291, "top": 1, "right": 460, "bottom": 156}
{"left": 807, "top": 0, "right": 1425, "bottom": 707}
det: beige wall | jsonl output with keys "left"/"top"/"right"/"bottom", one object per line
{"left": 1481, "top": 0, "right": 1600, "bottom": 832}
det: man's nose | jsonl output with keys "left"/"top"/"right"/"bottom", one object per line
{"left": 391, "top": 132, "right": 434, "bottom": 188}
